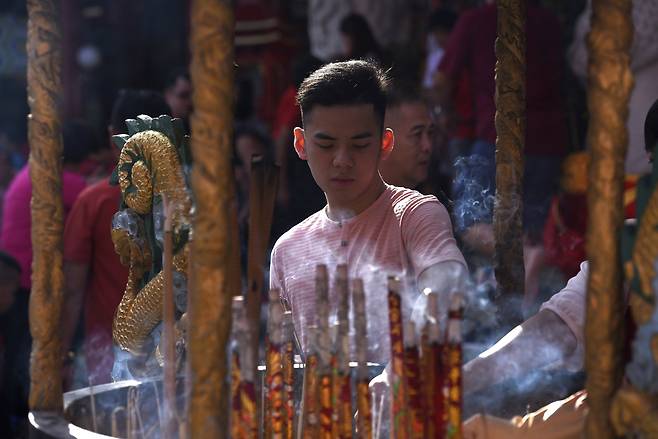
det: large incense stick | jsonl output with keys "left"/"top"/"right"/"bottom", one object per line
{"left": 267, "top": 289, "right": 285, "bottom": 438}
{"left": 162, "top": 194, "right": 177, "bottom": 438}
{"left": 281, "top": 311, "right": 295, "bottom": 439}
{"left": 445, "top": 293, "right": 464, "bottom": 439}
{"left": 301, "top": 326, "right": 320, "bottom": 438}
{"left": 403, "top": 321, "right": 424, "bottom": 439}
{"left": 26, "top": 0, "right": 65, "bottom": 412}
{"left": 246, "top": 156, "right": 280, "bottom": 385}
{"left": 334, "top": 265, "right": 353, "bottom": 439}
{"left": 188, "top": 0, "right": 236, "bottom": 434}
{"left": 314, "top": 265, "right": 334, "bottom": 438}
{"left": 388, "top": 276, "right": 409, "bottom": 438}
{"left": 352, "top": 278, "right": 372, "bottom": 439}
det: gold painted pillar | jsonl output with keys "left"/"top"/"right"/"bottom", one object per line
{"left": 187, "top": 0, "right": 236, "bottom": 436}
{"left": 493, "top": 0, "right": 526, "bottom": 326}
{"left": 584, "top": 0, "right": 633, "bottom": 438}
{"left": 26, "top": 0, "right": 65, "bottom": 412}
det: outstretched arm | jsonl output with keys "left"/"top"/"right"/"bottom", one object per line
{"left": 463, "top": 308, "right": 577, "bottom": 396}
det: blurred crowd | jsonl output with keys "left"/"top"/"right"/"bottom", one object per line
{"left": 0, "top": 0, "right": 656, "bottom": 436}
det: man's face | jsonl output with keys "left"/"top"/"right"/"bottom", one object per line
{"left": 380, "top": 102, "right": 434, "bottom": 189}
{"left": 165, "top": 77, "right": 193, "bottom": 119}
{"left": 294, "top": 104, "right": 392, "bottom": 215}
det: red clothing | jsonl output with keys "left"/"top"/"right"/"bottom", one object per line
{"left": 439, "top": 3, "right": 568, "bottom": 155}
{"left": 63, "top": 178, "right": 127, "bottom": 383}
{"left": 0, "top": 165, "right": 87, "bottom": 289}
{"left": 272, "top": 85, "right": 300, "bottom": 139}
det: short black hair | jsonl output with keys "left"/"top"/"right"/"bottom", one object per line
{"left": 296, "top": 60, "right": 390, "bottom": 128}
{"left": 110, "top": 89, "right": 171, "bottom": 133}
{"left": 645, "top": 98, "right": 658, "bottom": 152}
{"left": 386, "top": 81, "right": 426, "bottom": 110}
{"left": 62, "top": 120, "right": 99, "bottom": 164}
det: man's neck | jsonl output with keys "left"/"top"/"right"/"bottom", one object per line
{"left": 325, "top": 178, "right": 387, "bottom": 221}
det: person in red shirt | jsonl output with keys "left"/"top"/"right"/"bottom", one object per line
{"left": 61, "top": 90, "right": 170, "bottom": 385}
{"left": 0, "top": 120, "right": 98, "bottom": 291}
{"left": 435, "top": 1, "right": 568, "bottom": 256}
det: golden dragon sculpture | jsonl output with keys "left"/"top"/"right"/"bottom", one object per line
{"left": 110, "top": 115, "right": 192, "bottom": 361}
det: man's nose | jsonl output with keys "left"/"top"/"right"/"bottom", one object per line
{"left": 333, "top": 146, "right": 353, "bottom": 168}
{"left": 420, "top": 132, "right": 433, "bottom": 154}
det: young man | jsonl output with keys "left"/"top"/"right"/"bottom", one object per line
{"left": 269, "top": 60, "right": 466, "bottom": 364}
{"left": 379, "top": 83, "right": 434, "bottom": 190}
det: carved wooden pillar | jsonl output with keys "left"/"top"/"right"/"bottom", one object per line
{"left": 26, "top": 0, "right": 65, "bottom": 412}
{"left": 494, "top": 0, "right": 526, "bottom": 326}
{"left": 187, "top": 0, "right": 236, "bottom": 436}
{"left": 584, "top": 0, "right": 633, "bottom": 438}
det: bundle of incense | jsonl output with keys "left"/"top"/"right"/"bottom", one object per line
{"left": 281, "top": 311, "right": 295, "bottom": 439}
{"left": 333, "top": 265, "right": 353, "bottom": 439}
{"left": 231, "top": 296, "right": 246, "bottom": 439}
{"left": 267, "top": 288, "right": 286, "bottom": 438}
{"left": 352, "top": 278, "right": 372, "bottom": 439}
{"left": 403, "top": 320, "right": 424, "bottom": 439}
{"left": 445, "top": 293, "right": 464, "bottom": 439}
{"left": 387, "top": 276, "right": 409, "bottom": 439}
{"left": 314, "top": 264, "right": 335, "bottom": 439}
{"left": 301, "top": 325, "right": 320, "bottom": 438}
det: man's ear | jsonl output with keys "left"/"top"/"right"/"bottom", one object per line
{"left": 381, "top": 128, "right": 394, "bottom": 160}
{"left": 293, "top": 127, "right": 307, "bottom": 160}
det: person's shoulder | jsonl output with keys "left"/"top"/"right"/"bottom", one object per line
{"left": 78, "top": 178, "right": 117, "bottom": 199}
{"left": 272, "top": 210, "right": 324, "bottom": 254}
{"left": 387, "top": 185, "right": 440, "bottom": 211}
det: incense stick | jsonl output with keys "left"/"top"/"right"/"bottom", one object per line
{"left": 111, "top": 406, "right": 125, "bottom": 438}
{"left": 403, "top": 321, "right": 424, "bottom": 439}
{"left": 334, "top": 265, "right": 352, "bottom": 439}
{"left": 446, "top": 292, "right": 464, "bottom": 439}
{"left": 301, "top": 326, "right": 320, "bottom": 438}
{"left": 281, "top": 311, "right": 295, "bottom": 439}
{"left": 88, "top": 377, "right": 98, "bottom": 433}
{"left": 387, "top": 276, "right": 409, "bottom": 439}
{"left": 352, "top": 278, "right": 372, "bottom": 439}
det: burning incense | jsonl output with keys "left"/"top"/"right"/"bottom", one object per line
{"left": 162, "top": 194, "right": 177, "bottom": 438}
{"left": 281, "top": 311, "right": 295, "bottom": 439}
{"left": 403, "top": 321, "right": 424, "bottom": 439}
{"left": 334, "top": 265, "right": 353, "bottom": 439}
{"left": 267, "top": 289, "right": 286, "bottom": 438}
{"left": 352, "top": 278, "right": 372, "bottom": 439}
{"left": 388, "top": 276, "right": 409, "bottom": 439}
{"left": 301, "top": 326, "right": 320, "bottom": 439}
{"left": 445, "top": 292, "right": 464, "bottom": 439}
{"left": 315, "top": 265, "right": 334, "bottom": 438}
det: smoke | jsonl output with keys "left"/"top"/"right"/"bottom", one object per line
{"left": 452, "top": 155, "right": 495, "bottom": 232}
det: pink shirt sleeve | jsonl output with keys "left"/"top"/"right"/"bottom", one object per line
{"left": 400, "top": 198, "right": 467, "bottom": 281}
{"left": 540, "top": 261, "right": 588, "bottom": 371}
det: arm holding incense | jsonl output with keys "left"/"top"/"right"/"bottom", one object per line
{"left": 463, "top": 262, "right": 588, "bottom": 395}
